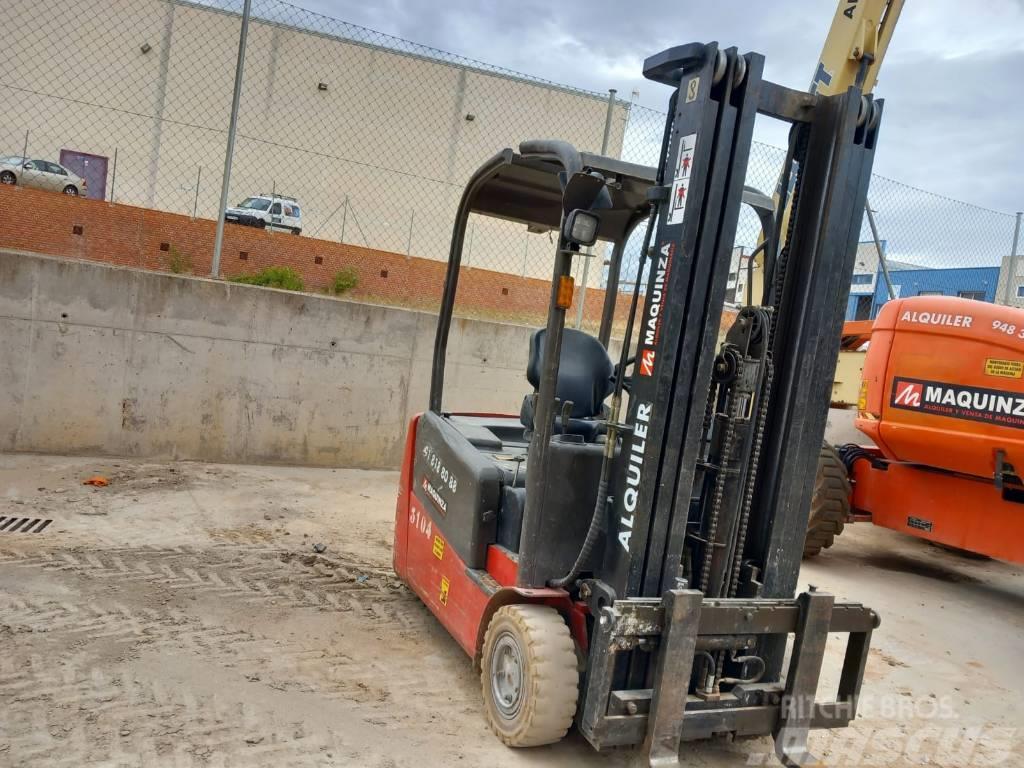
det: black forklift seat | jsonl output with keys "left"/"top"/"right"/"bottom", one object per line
{"left": 520, "top": 328, "right": 613, "bottom": 441}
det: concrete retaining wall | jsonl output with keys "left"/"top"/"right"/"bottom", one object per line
{"left": 0, "top": 251, "right": 536, "bottom": 468}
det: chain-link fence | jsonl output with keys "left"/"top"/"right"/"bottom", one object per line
{"left": 1, "top": 0, "right": 1020, "bottom": 332}
{"left": 619, "top": 104, "right": 1023, "bottom": 322}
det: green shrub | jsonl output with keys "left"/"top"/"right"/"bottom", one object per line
{"left": 166, "top": 245, "right": 193, "bottom": 274}
{"left": 329, "top": 267, "right": 359, "bottom": 295}
{"left": 230, "top": 266, "right": 305, "bottom": 291}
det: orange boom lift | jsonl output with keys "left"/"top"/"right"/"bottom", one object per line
{"left": 805, "top": 295, "right": 1024, "bottom": 564}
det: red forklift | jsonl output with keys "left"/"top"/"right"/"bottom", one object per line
{"left": 394, "top": 41, "right": 884, "bottom": 766}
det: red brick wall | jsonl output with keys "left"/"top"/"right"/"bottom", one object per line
{"left": 0, "top": 185, "right": 626, "bottom": 329}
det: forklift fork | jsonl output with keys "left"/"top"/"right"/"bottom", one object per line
{"left": 578, "top": 590, "right": 878, "bottom": 767}
{"left": 644, "top": 590, "right": 702, "bottom": 766}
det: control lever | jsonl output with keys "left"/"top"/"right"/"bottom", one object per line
{"left": 560, "top": 400, "right": 574, "bottom": 435}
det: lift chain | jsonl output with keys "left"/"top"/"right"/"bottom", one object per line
{"left": 727, "top": 356, "right": 774, "bottom": 598}
{"left": 697, "top": 365, "right": 745, "bottom": 594}
{"left": 768, "top": 129, "right": 810, "bottom": 344}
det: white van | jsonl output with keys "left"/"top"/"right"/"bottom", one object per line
{"left": 225, "top": 194, "right": 302, "bottom": 235}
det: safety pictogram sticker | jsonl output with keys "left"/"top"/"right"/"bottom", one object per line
{"left": 668, "top": 133, "right": 696, "bottom": 225}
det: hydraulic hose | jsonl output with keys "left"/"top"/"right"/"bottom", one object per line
{"left": 716, "top": 652, "right": 766, "bottom": 690}
{"left": 548, "top": 472, "right": 610, "bottom": 590}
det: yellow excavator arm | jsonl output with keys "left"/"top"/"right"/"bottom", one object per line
{"left": 817, "top": 0, "right": 905, "bottom": 405}
{"left": 745, "top": 0, "right": 904, "bottom": 311}
{"left": 812, "top": 0, "right": 904, "bottom": 98}
{"left": 744, "top": 0, "right": 904, "bottom": 404}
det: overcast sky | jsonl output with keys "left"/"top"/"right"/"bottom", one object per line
{"left": 293, "top": 0, "right": 1023, "bottom": 216}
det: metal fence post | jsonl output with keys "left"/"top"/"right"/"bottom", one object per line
{"left": 192, "top": 166, "right": 202, "bottom": 219}
{"left": 211, "top": 0, "right": 252, "bottom": 278}
{"left": 575, "top": 88, "right": 617, "bottom": 329}
{"left": 466, "top": 224, "right": 475, "bottom": 266}
{"left": 20, "top": 130, "right": 28, "bottom": 162}
{"left": 1005, "top": 211, "right": 1024, "bottom": 306}
{"left": 109, "top": 148, "right": 118, "bottom": 203}
{"left": 864, "top": 203, "right": 895, "bottom": 300}
{"left": 347, "top": 200, "right": 369, "bottom": 247}
{"left": 406, "top": 210, "right": 414, "bottom": 256}
{"left": 340, "top": 196, "right": 349, "bottom": 243}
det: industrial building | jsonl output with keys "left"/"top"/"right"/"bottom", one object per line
{"left": 0, "top": 0, "right": 626, "bottom": 277}
{"left": 845, "top": 238, "right": 1001, "bottom": 319}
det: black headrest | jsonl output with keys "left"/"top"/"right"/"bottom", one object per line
{"left": 526, "top": 328, "right": 614, "bottom": 419}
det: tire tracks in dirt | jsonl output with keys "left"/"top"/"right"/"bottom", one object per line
{"left": 0, "top": 542, "right": 480, "bottom": 766}
{"left": 0, "top": 544, "right": 419, "bottom": 622}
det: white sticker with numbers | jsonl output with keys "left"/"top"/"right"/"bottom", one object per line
{"left": 685, "top": 76, "right": 700, "bottom": 103}
{"left": 668, "top": 133, "right": 696, "bottom": 225}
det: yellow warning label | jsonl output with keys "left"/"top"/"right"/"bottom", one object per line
{"left": 439, "top": 576, "right": 450, "bottom": 606}
{"left": 432, "top": 535, "right": 445, "bottom": 561}
{"left": 985, "top": 358, "right": 1023, "bottom": 379}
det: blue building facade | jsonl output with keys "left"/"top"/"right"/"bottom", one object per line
{"left": 845, "top": 265, "right": 1000, "bottom": 321}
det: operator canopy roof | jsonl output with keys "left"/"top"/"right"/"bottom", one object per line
{"left": 464, "top": 146, "right": 657, "bottom": 243}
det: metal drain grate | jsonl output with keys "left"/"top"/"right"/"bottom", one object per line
{"left": 0, "top": 517, "right": 52, "bottom": 533}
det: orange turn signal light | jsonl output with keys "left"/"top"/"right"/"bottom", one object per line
{"left": 556, "top": 275, "right": 575, "bottom": 309}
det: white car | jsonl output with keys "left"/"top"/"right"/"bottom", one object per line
{"left": 225, "top": 194, "right": 302, "bottom": 235}
{"left": 0, "top": 155, "right": 87, "bottom": 196}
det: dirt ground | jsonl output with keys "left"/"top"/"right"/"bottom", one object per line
{"left": 0, "top": 454, "right": 1021, "bottom": 768}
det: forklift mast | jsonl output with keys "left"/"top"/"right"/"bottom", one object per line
{"left": 513, "top": 41, "right": 882, "bottom": 763}
{"left": 520, "top": 40, "right": 881, "bottom": 601}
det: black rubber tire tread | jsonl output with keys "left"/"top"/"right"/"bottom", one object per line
{"left": 480, "top": 604, "right": 579, "bottom": 747}
{"left": 803, "top": 443, "right": 852, "bottom": 558}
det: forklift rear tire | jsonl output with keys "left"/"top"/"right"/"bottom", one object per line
{"left": 480, "top": 604, "right": 578, "bottom": 747}
{"left": 803, "top": 443, "right": 852, "bottom": 558}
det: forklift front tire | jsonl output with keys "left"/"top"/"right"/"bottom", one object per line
{"left": 480, "top": 604, "right": 579, "bottom": 747}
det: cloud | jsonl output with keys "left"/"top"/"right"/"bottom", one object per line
{"left": 294, "top": 0, "right": 1021, "bottom": 214}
